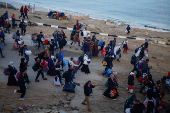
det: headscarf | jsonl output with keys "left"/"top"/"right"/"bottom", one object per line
{"left": 113, "top": 72, "right": 117, "bottom": 76}
{"left": 9, "top": 61, "right": 14, "bottom": 67}
{"left": 12, "top": 14, "right": 15, "bottom": 19}
{"left": 25, "top": 5, "right": 27, "bottom": 8}
{"left": 110, "top": 74, "right": 115, "bottom": 81}
{"left": 51, "top": 55, "right": 55, "bottom": 59}
{"left": 130, "top": 72, "right": 135, "bottom": 75}
{"left": 118, "top": 43, "right": 121, "bottom": 46}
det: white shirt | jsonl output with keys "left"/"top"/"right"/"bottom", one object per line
{"left": 83, "top": 54, "right": 90, "bottom": 65}
{"left": 83, "top": 29, "right": 88, "bottom": 37}
{"left": 69, "top": 60, "right": 79, "bottom": 67}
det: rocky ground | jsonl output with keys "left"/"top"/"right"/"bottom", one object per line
{"left": 0, "top": 6, "right": 170, "bottom": 113}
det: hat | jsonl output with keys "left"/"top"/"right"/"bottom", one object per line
{"left": 40, "top": 32, "right": 43, "bottom": 33}
{"left": 146, "top": 59, "right": 149, "bottom": 61}
{"left": 130, "top": 72, "right": 135, "bottom": 75}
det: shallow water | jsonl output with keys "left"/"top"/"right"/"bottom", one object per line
{"left": 2, "top": 0, "right": 170, "bottom": 30}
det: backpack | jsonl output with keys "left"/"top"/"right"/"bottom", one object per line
{"left": 79, "top": 56, "right": 84, "bottom": 62}
{"left": 56, "top": 51, "right": 61, "bottom": 59}
{"left": 3, "top": 68, "right": 10, "bottom": 75}
{"left": 136, "top": 61, "right": 143, "bottom": 69}
{"left": 131, "top": 55, "right": 137, "bottom": 65}
{"left": 81, "top": 31, "right": 83, "bottom": 36}
{"left": 32, "top": 63, "right": 38, "bottom": 71}
{"left": 62, "top": 71, "right": 69, "bottom": 78}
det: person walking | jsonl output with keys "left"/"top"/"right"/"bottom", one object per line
{"left": 82, "top": 80, "right": 95, "bottom": 112}
{"left": 23, "top": 45, "right": 29, "bottom": 65}
{"left": 123, "top": 38, "right": 128, "bottom": 53}
{"left": 19, "top": 6, "right": 25, "bottom": 19}
{"left": 126, "top": 25, "right": 131, "bottom": 34}
{"left": 24, "top": 6, "right": 29, "bottom": 19}
{"left": 110, "top": 38, "right": 116, "bottom": 51}
{"left": 19, "top": 19, "right": 27, "bottom": 35}
{"left": 12, "top": 14, "right": 16, "bottom": 29}
{"left": 37, "top": 32, "right": 45, "bottom": 49}
{"left": 14, "top": 68, "right": 28, "bottom": 100}
{"left": 34, "top": 57, "right": 47, "bottom": 82}
{"left": 70, "top": 32, "right": 78, "bottom": 50}
{"left": 88, "top": 41, "right": 93, "bottom": 59}
{"left": 0, "top": 37, "right": 5, "bottom": 58}
{"left": 7, "top": 61, "right": 18, "bottom": 86}
{"left": 81, "top": 53, "right": 90, "bottom": 74}
{"left": 83, "top": 27, "right": 88, "bottom": 40}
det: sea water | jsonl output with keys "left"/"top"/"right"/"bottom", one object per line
{"left": 1, "top": 0, "right": 170, "bottom": 31}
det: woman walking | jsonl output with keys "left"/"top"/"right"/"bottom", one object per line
{"left": 81, "top": 53, "right": 91, "bottom": 74}
{"left": 7, "top": 61, "right": 18, "bottom": 86}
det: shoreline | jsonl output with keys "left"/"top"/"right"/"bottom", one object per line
{"left": 1, "top": 0, "right": 170, "bottom": 32}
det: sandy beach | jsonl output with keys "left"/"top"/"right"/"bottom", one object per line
{"left": 0, "top": 3, "right": 170, "bottom": 113}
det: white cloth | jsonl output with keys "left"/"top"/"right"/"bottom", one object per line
{"left": 83, "top": 29, "right": 88, "bottom": 37}
{"left": 83, "top": 54, "right": 90, "bottom": 65}
{"left": 123, "top": 40, "right": 128, "bottom": 45}
{"left": 68, "top": 60, "right": 79, "bottom": 67}
{"left": 114, "top": 45, "right": 121, "bottom": 55}
{"left": 54, "top": 77, "right": 61, "bottom": 86}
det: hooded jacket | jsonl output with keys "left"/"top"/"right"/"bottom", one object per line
{"left": 124, "top": 94, "right": 137, "bottom": 111}
{"left": 84, "top": 81, "right": 95, "bottom": 96}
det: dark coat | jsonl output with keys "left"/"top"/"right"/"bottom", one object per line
{"left": 35, "top": 61, "right": 43, "bottom": 70}
{"left": 128, "top": 75, "right": 134, "bottom": 85}
{"left": 105, "top": 56, "right": 112, "bottom": 68}
{"left": 84, "top": 81, "right": 95, "bottom": 96}
{"left": 20, "top": 7, "right": 24, "bottom": 13}
{"left": 49, "top": 42, "right": 55, "bottom": 51}
{"left": 18, "top": 73, "right": 28, "bottom": 87}
{"left": 130, "top": 103, "right": 145, "bottom": 113}
{"left": 83, "top": 42, "right": 89, "bottom": 53}
{"left": 7, "top": 66, "right": 18, "bottom": 86}
{"left": 37, "top": 34, "right": 44, "bottom": 41}
{"left": 20, "top": 58, "right": 27, "bottom": 72}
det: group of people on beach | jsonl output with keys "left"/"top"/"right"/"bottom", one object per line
{"left": 0, "top": 9, "right": 170, "bottom": 113}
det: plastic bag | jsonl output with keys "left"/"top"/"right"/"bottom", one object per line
{"left": 54, "top": 77, "right": 61, "bottom": 86}
{"left": 63, "top": 60, "right": 68, "bottom": 67}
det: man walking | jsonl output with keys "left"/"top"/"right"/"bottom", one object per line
{"left": 37, "top": 32, "right": 45, "bottom": 49}
{"left": 82, "top": 80, "right": 95, "bottom": 112}
{"left": 19, "top": 19, "right": 27, "bottom": 35}
{"left": 83, "top": 27, "right": 88, "bottom": 40}
{"left": 19, "top": 6, "right": 25, "bottom": 19}
{"left": 14, "top": 68, "right": 28, "bottom": 100}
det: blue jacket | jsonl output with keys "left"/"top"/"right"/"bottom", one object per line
{"left": 59, "top": 52, "right": 63, "bottom": 61}
{"left": 1, "top": 31, "right": 5, "bottom": 37}
{"left": 4, "top": 13, "right": 9, "bottom": 19}
{"left": 83, "top": 43, "right": 89, "bottom": 53}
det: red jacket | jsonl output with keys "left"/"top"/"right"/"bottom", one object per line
{"left": 24, "top": 7, "right": 29, "bottom": 13}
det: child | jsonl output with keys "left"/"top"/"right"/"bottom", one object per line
{"left": 102, "top": 66, "right": 112, "bottom": 77}
{"left": 54, "top": 75, "right": 61, "bottom": 86}
{"left": 127, "top": 72, "right": 134, "bottom": 92}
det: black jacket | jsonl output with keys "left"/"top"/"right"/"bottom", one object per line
{"left": 128, "top": 75, "right": 134, "bottom": 85}
{"left": 84, "top": 81, "right": 95, "bottom": 96}
{"left": 108, "top": 78, "right": 116, "bottom": 90}
{"left": 37, "top": 34, "right": 44, "bottom": 41}
{"left": 131, "top": 103, "right": 145, "bottom": 113}
{"left": 18, "top": 74, "right": 27, "bottom": 86}
{"left": 35, "top": 61, "right": 43, "bottom": 70}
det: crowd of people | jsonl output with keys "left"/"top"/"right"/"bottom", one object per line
{"left": 0, "top": 9, "right": 170, "bottom": 113}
